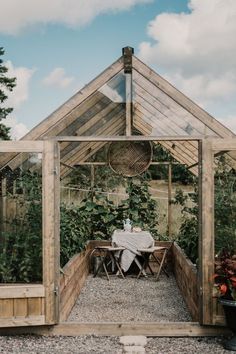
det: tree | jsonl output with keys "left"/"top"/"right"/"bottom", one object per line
{"left": 0, "top": 47, "right": 16, "bottom": 140}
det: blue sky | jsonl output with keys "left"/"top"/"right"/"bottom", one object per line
{"left": 0, "top": 0, "right": 236, "bottom": 139}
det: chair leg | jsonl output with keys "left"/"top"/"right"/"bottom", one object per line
{"left": 102, "top": 257, "right": 110, "bottom": 281}
{"left": 155, "top": 249, "right": 168, "bottom": 281}
{"left": 152, "top": 253, "right": 169, "bottom": 277}
{"left": 109, "top": 252, "right": 125, "bottom": 279}
{"left": 93, "top": 254, "right": 105, "bottom": 278}
{"left": 93, "top": 251, "right": 110, "bottom": 281}
{"left": 137, "top": 257, "right": 148, "bottom": 279}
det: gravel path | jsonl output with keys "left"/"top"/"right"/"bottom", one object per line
{"left": 68, "top": 273, "right": 191, "bottom": 322}
{"left": 0, "top": 335, "right": 234, "bottom": 353}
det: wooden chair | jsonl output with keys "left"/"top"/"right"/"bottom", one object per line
{"left": 91, "top": 246, "right": 125, "bottom": 281}
{"left": 137, "top": 246, "right": 169, "bottom": 280}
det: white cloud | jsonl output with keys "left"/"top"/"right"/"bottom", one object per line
{"left": 138, "top": 0, "right": 236, "bottom": 129}
{"left": 2, "top": 61, "right": 34, "bottom": 139}
{"left": 4, "top": 116, "right": 29, "bottom": 140}
{"left": 5, "top": 61, "right": 35, "bottom": 109}
{"left": 0, "top": 0, "right": 152, "bottom": 35}
{"left": 42, "top": 68, "right": 74, "bottom": 89}
{"left": 164, "top": 71, "right": 236, "bottom": 108}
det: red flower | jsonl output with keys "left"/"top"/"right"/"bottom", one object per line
{"left": 219, "top": 284, "right": 227, "bottom": 295}
{"left": 214, "top": 251, "right": 236, "bottom": 300}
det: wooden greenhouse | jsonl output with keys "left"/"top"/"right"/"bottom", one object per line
{"left": 0, "top": 47, "right": 235, "bottom": 336}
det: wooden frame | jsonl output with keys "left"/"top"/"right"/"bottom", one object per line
{"left": 0, "top": 140, "right": 60, "bottom": 327}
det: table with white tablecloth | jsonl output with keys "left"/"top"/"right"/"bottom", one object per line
{"left": 112, "top": 229, "right": 154, "bottom": 272}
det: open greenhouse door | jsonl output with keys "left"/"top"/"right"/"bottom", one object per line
{"left": 0, "top": 140, "right": 60, "bottom": 328}
{"left": 199, "top": 138, "right": 236, "bottom": 325}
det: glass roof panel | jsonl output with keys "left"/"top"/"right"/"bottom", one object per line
{"left": 58, "top": 70, "right": 126, "bottom": 141}
{"left": 132, "top": 69, "right": 218, "bottom": 137}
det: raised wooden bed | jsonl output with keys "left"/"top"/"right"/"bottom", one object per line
{"left": 60, "top": 248, "right": 91, "bottom": 321}
{"left": 172, "top": 242, "right": 199, "bottom": 321}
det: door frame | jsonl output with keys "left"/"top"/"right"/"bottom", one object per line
{"left": 0, "top": 140, "right": 60, "bottom": 327}
{"left": 199, "top": 138, "right": 236, "bottom": 325}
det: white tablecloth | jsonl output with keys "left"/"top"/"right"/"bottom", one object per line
{"left": 112, "top": 230, "right": 154, "bottom": 272}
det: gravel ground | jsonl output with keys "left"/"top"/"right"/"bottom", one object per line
{"left": 0, "top": 273, "right": 231, "bottom": 353}
{"left": 0, "top": 335, "right": 234, "bottom": 353}
{"left": 68, "top": 273, "right": 191, "bottom": 322}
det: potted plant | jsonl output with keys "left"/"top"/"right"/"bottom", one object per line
{"left": 214, "top": 250, "right": 236, "bottom": 351}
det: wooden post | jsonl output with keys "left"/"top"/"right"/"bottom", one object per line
{"left": 125, "top": 73, "right": 132, "bottom": 136}
{"left": 0, "top": 178, "right": 6, "bottom": 237}
{"left": 91, "top": 165, "right": 95, "bottom": 200}
{"left": 199, "top": 139, "right": 214, "bottom": 325}
{"left": 123, "top": 46, "right": 133, "bottom": 136}
{"left": 43, "top": 140, "right": 60, "bottom": 324}
{"left": 167, "top": 163, "right": 172, "bottom": 237}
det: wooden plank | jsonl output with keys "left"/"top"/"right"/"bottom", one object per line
{"left": 60, "top": 263, "right": 89, "bottom": 322}
{"left": 59, "top": 250, "right": 90, "bottom": 321}
{"left": 13, "top": 299, "right": 28, "bottom": 317}
{"left": 0, "top": 285, "right": 45, "bottom": 298}
{"left": 60, "top": 107, "right": 125, "bottom": 165}
{"left": 132, "top": 116, "right": 195, "bottom": 167}
{"left": 0, "top": 316, "right": 45, "bottom": 328}
{"left": 167, "top": 164, "right": 172, "bottom": 237}
{"left": 75, "top": 101, "right": 120, "bottom": 137}
{"left": 28, "top": 298, "right": 42, "bottom": 316}
{"left": 49, "top": 92, "right": 110, "bottom": 138}
{"left": 0, "top": 322, "right": 230, "bottom": 336}
{"left": 200, "top": 139, "right": 214, "bottom": 325}
{"left": 56, "top": 136, "right": 202, "bottom": 142}
{"left": 0, "top": 141, "right": 43, "bottom": 171}
{"left": 60, "top": 118, "right": 125, "bottom": 177}
{"left": 49, "top": 322, "right": 230, "bottom": 337}
{"left": 172, "top": 243, "right": 199, "bottom": 321}
{"left": 131, "top": 117, "right": 199, "bottom": 174}
{"left": 65, "top": 119, "right": 125, "bottom": 167}
{"left": 60, "top": 252, "right": 87, "bottom": 291}
{"left": 0, "top": 299, "right": 14, "bottom": 318}
{"left": 43, "top": 141, "right": 59, "bottom": 325}
{"left": 59, "top": 101, "right": 122, "bottom": 158}
{"left": 133, "top": 56, "right": 235, "bottom": 138}
{"left": 212, "top": 139, "right": 236, "bottom": 151}
{"left": 161, "top": 141, "right": 198, "bottom": 166}
{"left": 0, "top": 141, "right": 43, "bottom": 152}
{"left": 54, "top": 142, "right": 60, "bottom": 323}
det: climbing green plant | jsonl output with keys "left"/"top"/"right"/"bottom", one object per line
{"left": 123, "top": 178, "right": 159, "bottom": 238}
{"left": 0, "top": 171, "right": 43, "bottom": 282}
{"left": 174, "top": 155, "right": 236, "bottom": 264}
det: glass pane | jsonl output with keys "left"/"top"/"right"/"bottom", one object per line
{"left": 214, "top": 150, "right": 236, "bottom": 305}
{"left": 0, "top": 152, "right": 42, "bottom": 283}
{"left": 214, "top": 151, "right": 236, "bottom": 255}
{"left": 59, "top": 70, "right": 126, "bottom": 138}
{"left": 132, "top": 69, "right": 218, "bottom": 137}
